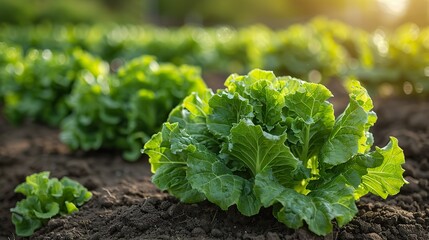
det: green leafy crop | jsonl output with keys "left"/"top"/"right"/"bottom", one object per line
{"left": 3, "top": 47, "right": 108, "bottom": 126}
{"left": 10, "top": 171, "right": 92, "bottom": 237}
{"left": 143, "top": 69, "right": 407, "bottom": 236}
{"left": 0, "top": 43, "right": 23, "bottom": 101}
{"left": 60, "top": 56, "right": 207, "bottom": 161}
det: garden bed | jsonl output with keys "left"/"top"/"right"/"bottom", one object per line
{"left": 1, "top": 95, "right": 429, "bottom": 240}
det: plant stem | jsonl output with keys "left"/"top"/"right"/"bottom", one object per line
{"left": 301, "top": 124, "right": 310, "bottom": 166}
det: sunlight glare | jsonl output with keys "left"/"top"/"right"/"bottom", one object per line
{"left": 377, "top": 0, "right": 409, "bottom": 17}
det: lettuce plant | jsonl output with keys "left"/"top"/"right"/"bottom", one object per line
{"left": 0, "top": 43, "right": 23, "bottom": 101}
{"left": 10, "top": 172, "right": 92, "bottom": 237}
{"left": 61, "top": 56, "right": 207, "bottom": 161}
{"left": 144, "top": 69, "right": 407, "bottom": 236}
{"left": 3, "top": 48, "right": 108, "bottom": 126}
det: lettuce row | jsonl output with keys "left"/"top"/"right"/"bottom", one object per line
{"left": 10, "top": 172, "right": 92, "bottom": 237}
{"left": 144, "top": 69, "right": 407, "bottom": 236}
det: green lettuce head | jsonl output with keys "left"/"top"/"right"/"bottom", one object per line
{"left": 144, "top": 69, "right": 407, "bottom": 236}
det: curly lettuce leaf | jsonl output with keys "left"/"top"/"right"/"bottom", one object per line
{"left": 254, "top": 169, "right": 357, "bottom": 236}
{"left": 227, "top": 120, "right": 300, "bottom": 185}
{"left": 355, "top": 137, "right": 408, "bottom": 199}
{"left": 187, "top": 150, "right": 261, "bottom": 216}
{"left": 11, "top": 199, "right": 43, "bottom": 237}
{"left": 144, "top": 122, "right": 205, "bottom": 203}
{"left": 248, "top": 79, "right": 285, "bottom": 130}
{"left": 312, "top": 151, "right": 383, "bottom": 190}
{"left": 320, "top": 80, "right": 373, "bottom": 166}
{"left": 282, "top": 77, "right": 335, "bottom": 163}
{"left": 207, "top": 91, "right": 254, "bottom": 138}
{"left": 168, "top": 91, "right": 220, "bottom": 152}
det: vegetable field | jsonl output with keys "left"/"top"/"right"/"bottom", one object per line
{"left": 1, "top": 18, "right": 429, "bottom": 240}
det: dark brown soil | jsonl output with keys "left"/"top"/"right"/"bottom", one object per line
{"left": 1, "top": 96, "right": 429, "bottom": 240}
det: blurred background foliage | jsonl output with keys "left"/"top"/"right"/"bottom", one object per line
{"left": 0, "top": 0, "right": 428, "bottom": 157}
{"left": 0, "top": 0, "right": 427, "bottom": 30}
{"left": 0, "top": 0, "right": 428, "bottom": 98}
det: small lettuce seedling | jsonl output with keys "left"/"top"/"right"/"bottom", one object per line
{"left": 10, "top": 172, "right": 92, "bottom": 237}
{"left": 144, "top": 69, "right": 407, "bottom": 236}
